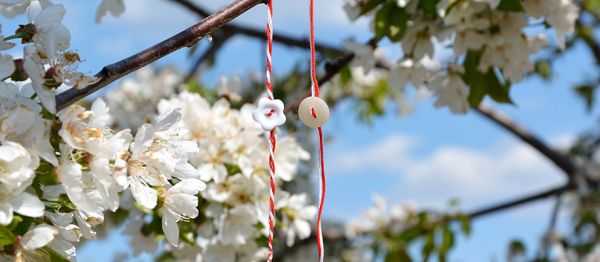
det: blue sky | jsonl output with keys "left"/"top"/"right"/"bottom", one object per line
{"left": 3, "top": 0, "right": 597, "bottom": 260}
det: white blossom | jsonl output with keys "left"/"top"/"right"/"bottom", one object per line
{"left": 430, "top": 64, "right": 470, "bottom": 114}
{"left": 127, "top": 109, "right": 199, "bottom": 209}
{"left": 0, "top": 141, "right": 43, "bottom": 225}
{"left": 161, "top": 178, "right": 206, "bottom": 247}
{"left": 276, "top": 193, "right": 317, "bottom": 247}
{"left": 0, "top": 82, "right": 57, "bottom": 165}
{"left": 218, "top": 204, "right": 258, "bottom": 246}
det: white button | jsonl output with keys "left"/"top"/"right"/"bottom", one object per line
{"left": 298, "top": 96, "right": 329, "bottom": 128}
{"left": 252, "top": 98, "right": 286, "bottom": 131}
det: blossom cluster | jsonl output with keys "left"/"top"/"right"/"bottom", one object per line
{"left": 343, "top": 195, "right": 419, "bottom": 261}
{"left": 106, "top": 69, "right": 314, "bottom": 260}
{"left": 0, "top": 1, "right": 315, "bottom": 261}
{"left": 339, "top": 0, "right": 578, "bottom": 114}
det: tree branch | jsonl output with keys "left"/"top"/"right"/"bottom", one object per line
{"left": 56, "top": 0, "right": 265, "bottom": 111}
{"left": 283, "top": 53, "right": 355, "bottom": 113}
{"left": 279, "top": 183, "right": 573, "bottom": 258}
{"left": 540, "top": 193, "right": 563, "bottom": 258}
{"left": 183, "top": 31, "right": 233, "bottom": 83}
{"left": 467, "top": 183, "right": 573, "bottom": 219}
{"left": 474, "top": 105, "right": 577, "bottom": 179}
{"left": 168, "top": 0, "right": 211, "bottom": 17}
{"left": 168, "top": 0, "right": 342, "bottom": 54}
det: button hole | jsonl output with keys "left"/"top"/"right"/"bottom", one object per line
{"left": 310, "top": 107, "right": 317, "bottom": 119}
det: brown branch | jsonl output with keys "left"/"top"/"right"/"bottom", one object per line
{"left": 576, "top": 19, "right": 600, "bottom": 65}
{"left": 56, "top": 0, "right": 265, "bottom": 111}
{"left": 541, "top": 193, "right": 563, "bottom": 257}
{"left": 283, "top": 53, "right": 355, "bottom": 113}
{"left": 183, "top": 31, "right": 233, "bottom": 83}
{"left": 168, "top": 0, "right": 211, "bottom": 17}
{"left": 279, "top": 183, "right": 573, "bottom": 257}
{"left": 467, "top": 183, "right": 573, "bottom": 219}
{"left": 276, "top": 229, "right": 345, "bottom": 258}
{"left": 168, "top": 0, "right": 342, "bottom": 54}
{"left": 474, "top": 105, "right": 577, "bottom": 179}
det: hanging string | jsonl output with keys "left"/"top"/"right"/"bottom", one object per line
{"left": 309, "top": 0, "right": 327, "bottom": 260}
{"left": 264, "top": 0, "right": 276, "bottom": 261}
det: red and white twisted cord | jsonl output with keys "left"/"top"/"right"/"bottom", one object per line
{"left": 264, "top": 0, "right": 276, "bottom": 261}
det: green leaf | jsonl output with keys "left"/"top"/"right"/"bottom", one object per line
{"left": 13, "top": 216, "right": 33, "bottom": 236}
{"left": 455, "top": 214, "right": 471, "bottom": 236}
{"left": 359, "top": 0, "right": 385, "bottom": 15}
{"left": 40, "top": 247, "right": 70, "bottom": 262}
{"left": 535, "top": 61, "right": 552, "bottom": 80}
{"left": 468, "top": 82, "right": 487, "bottom": 107}
{"left": 7, "top": 216, "right": 23, "bottom": 230}
{"left": 422, "top": 232, "right": 435, "bottom": 261}
{"left": 385, "top": 244, "right": 412, "bottom": 262}
{"left": 419, "top": 0, "right": 441, "bottom": 15}
{"left": 497, "top": 0, "right": 524, "bottom": 12}
{"left": 340, "top": 66, "right": 353, "bottom": 85}
{"left": 575, "top": 85, "right": 595, "bottom": 112}
{"left": 0, "top": 225, "right": 16, "bottom": 248}
{"left": 374, "top": 3, "right": 394, "bottom": 40}
{"left": 508, "top": 239, "right": 527, "bottom": 258}
{"left": 583, "top": 0, "right": 600, "bottom": 16}
{"left": 110, "top": 208, "right": 130, "bottom": 226}
{"left": 357, "top": 79, "right": 389, "bottom": 122}
{"left": 487, "top": 79, "right": 512, "bottom": 104}
{"left": 387, "top": 8, "right": 409, "bottom": 42}
{"left": 374, "top": 3, "right": 408, "bottom": 42}
{"left": 157, "top": 252, "right": 177, "bottom": 262}
{"left": 437, "top": 227, "right": 454, "bottom": 261}
{"left": 462, "top": 50, "right": 512, "bottom": 107}
{"left": 463, "top": 51, "right": 488, "bottom": 107}
{"left": 224, "top": 163, "right": 242, "bottom": 176}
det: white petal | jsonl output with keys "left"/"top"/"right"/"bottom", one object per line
{"left": 154, "top": 109, "right": 181, "bottom": 132}
{"left": 161, "top": 208, "right": 180, "bottom": 247}
{"left": 40, "top": 23, "right": 70, "bottom": 59}
{"left": 45, "top": 211, "right": 73, "bottom": 228}
{"left": 0, "top": 55, "right": 15, "bottom": 79}
{"left": 35, "top": 138, "right": 58, "bottom": 166}
{"left": 169, "top": 179, "right": 206, "bottom": 195}
{"left": 298, "top": 206, "right": 317, "bottom": 220}
{"left": 0, "top": 0, "right": 27, "bottom": 4}
{"left": 0, "top": 203, "right": 13, "bottom": 225}
{"left": 26, "top": 0, "right": 42, "bottom": 23}
{"left": 128, "top": 176, "right": 157, "bottom": 209}
{"left": 8, "top": 192, "right": 44, "bottom": 218}
{"left": 74, "top": 210, "right": 96, "bottom": 240}
{"left": 293, "top": 219, "right": 312, "bottom": 240}
{"left": 173, "top": 162, "right": 200, "bottom": 179}
{"left": 166, "top": 194, "right": 198, "bottom": 218}
{"left": 34, "top": 3, "right": 66, "bottom": 25}
{"left": 47, "top": 238, "right": 76, "bottom": 261}
{"left": 21, "top": 224, "right": 57, "bottom": 250}
{"left": 25, "top": 59, "right": 56, "bottom": 113}
{"left": 132, "top": 124, "right": 152, "bottom": 156}
{"left": 90, "top": 98, "right": 110, "bottom": 127}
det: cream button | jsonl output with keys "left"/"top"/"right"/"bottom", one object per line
{"left": 298, "top": 96, "right": 329, "bottom": 128}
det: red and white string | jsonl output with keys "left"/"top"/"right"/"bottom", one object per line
{"left": 309, "top": 0, "right": 327, "bottom": 260}
{"left": 263, "top": 0, "right": 276, "bottom": 261}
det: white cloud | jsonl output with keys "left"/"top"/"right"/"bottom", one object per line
{"left": 331, "top": 134, "right": 568, "bottom": 210}
{"left": 331, "top": 135, "right": 416, "bottom": 172}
